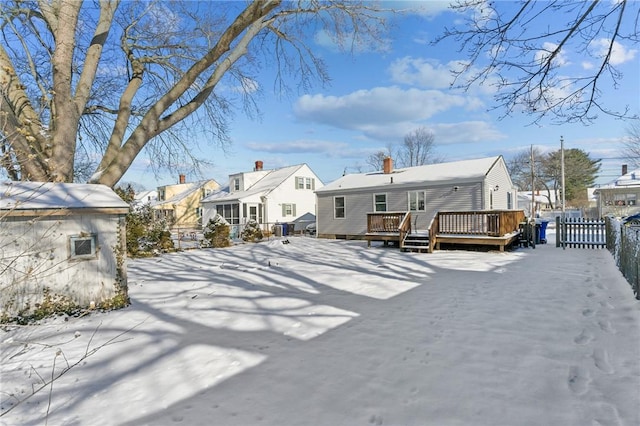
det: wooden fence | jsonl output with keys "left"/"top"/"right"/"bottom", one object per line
{"left": 556, "top": 217, "right": 606, "bottom": 249}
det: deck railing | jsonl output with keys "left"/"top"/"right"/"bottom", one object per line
{"left": 436, "top": 210, "right": 525, "bottom": 237}
{"left": 367, "top": 211, "right": 407, "bottom": 233}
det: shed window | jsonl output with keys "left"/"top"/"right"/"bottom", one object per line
{"left": 334, "top": 196, "right": 345, "bottom": 219}
{"left": 69, "top": 235, "right": 97, "bottom": 259}
{"left": 374, "top": 194, "right": 387, "bottom": 212}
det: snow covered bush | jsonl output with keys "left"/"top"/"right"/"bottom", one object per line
{"left": 241, "top": 220, "right": 263, "bottom": 242}
{"left": 125, "top": 204, "right": 174, "bottom": 257}
{"left": 203, "top": 214, "right": 231, "bottom": 248}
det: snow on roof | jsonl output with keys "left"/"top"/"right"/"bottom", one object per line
{"left": 151, "top": 180, "right": 218, "bottom": 207}
{"left": 609, "top": 167, "right": 640, "bottom": 188}
{"left": 0, "top": 181, "right": 129, "bottom": 210}
{"left": 317, "top": 156, "right": 501, "bottom": 193}
{"left": 203, "top": 164, "right": 305, "bottom": 203}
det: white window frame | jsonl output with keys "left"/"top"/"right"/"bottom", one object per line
{"left": 305, "top": 177, "right": 314, "bottom": 190}
{"left": 295, "top": 177, "right": 304, "bottom": 189}
{"left": 373, "top": 193, "right": 387, "bottom": 212}
{"left": 408, "top": 191, "right": 426, "bottom": 212}
{"left": 334, "top": 196, "right": 345, "bottom": 219}
{"left": 69, "top": 234, "right": 97, "bottom": 260}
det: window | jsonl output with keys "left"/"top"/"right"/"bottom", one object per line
{"left": 507, "top": 192, "right": 513, "bottom": 209}
{"left": 249, "top": 206, "right": 258, "bottom": 221}
{"left": 334, "top": 196, "right": 345, "bottom": 218}
{"left": 69, "top": 234, "right": 97, "bottom": 259}
{"left": 408, "top": 191, "right": 425, "bottom": 211}
{"left": 374, "top": 193, "right": 387, "bottom": 212}
{"left": 282, "top": 203, "right": 296, "bottom": 216}
{"left": 216, "top": 203, "right": 240, "bottom": 224}
{"left": 628, "top": 194, "right": 637, "bottom": 206}
{"left": 296, "top": 177, "right": 315, "bottom": 190}
{"left": 234, "top": 178, "right": 240, "bottom": 191}
{"left": 305, "top": 177, "right": 314, "bottom": 190}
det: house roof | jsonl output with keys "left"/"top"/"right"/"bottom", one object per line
{"left": 202, "top": 164, "right": 307, "bottom": 203}
{"left": 317, "top": 156, "right": 502, "bottom": 193}
{"left": 0, "top": 182, "right": 129, "bottom": 210}
{"left": 603, "top": 167, "right": 640, "bottom": 188}
{"left": 152, "top": 179, "right": 218, "bottom": 207}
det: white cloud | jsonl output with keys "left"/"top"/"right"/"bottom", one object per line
{"left": 591, "top": 38, "right": 637, "bottom": 65}
{"left": 387, "top": 1, "right": 451, "bottom": 18}
{"left": 535, "top": 42, "right": 569, "bottom": 67}
{"left": 388, "top": 57, "right": 455, "bottom": 89}
{"left": 314, "top": 29, "right": 392, "bottom": 54}
{"left": 388, "top": 56, "right": 498, "bottom": 97}
{"left": 581, "top": 61, "right": 594, "bottom": 70}
{"left": 430, "top": 121, "right": 507, "bottom": 145}
{"left": 245, "top": 139, "right": 349, "bottom": 154}
{"left": 293, "top": 87, "right": 469, "bottom": 134}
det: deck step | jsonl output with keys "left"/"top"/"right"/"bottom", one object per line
{"left": 402, "top": 234, "right": 430, "bottom": 250}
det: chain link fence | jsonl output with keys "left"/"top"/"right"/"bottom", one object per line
{"left": 606, "top": 216, "right": 640, "bottom": 299}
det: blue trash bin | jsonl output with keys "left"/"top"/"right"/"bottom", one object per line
{"left": 539, "top": 220, "right": 549, "bottom": 243}
{"left": 282, "top": 222, "right": 289, "bottom": 236}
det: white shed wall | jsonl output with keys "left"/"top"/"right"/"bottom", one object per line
{"left": 1, "top": 214, "right": 125, "bottom": 318}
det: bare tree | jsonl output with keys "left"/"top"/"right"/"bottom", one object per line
{"left": 0, "top": 0, "right": 386, "bottom": 187}
{"left": 437, "top": 0, "right": 640, "bottom": 124}
{"left": 365, "top": 142, "right": 395, "bottom": 171}
{"left": 396, "top": 127, "right": 441, "bottom": 168}
{"left": 622, "top": 122, "right": 640, "bottom": 168}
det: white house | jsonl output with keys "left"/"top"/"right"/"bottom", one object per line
{"left": 315, "top": 156, "right": 517, "bottom": 240}
{"left": 201, "top": 161, "right": 323, "bottom": 237}
{"left": 595, "top": 164, "right": 640, "bottom": 217}
{"left": 0, "top": 182, "right": 130, "bottom": 321}
{"left": 132, "top": 189, "right": 158, "bottom": 210}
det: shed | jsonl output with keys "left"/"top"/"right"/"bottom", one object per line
{"left": 0, "top": 182, "right": 130, "bottom": 321}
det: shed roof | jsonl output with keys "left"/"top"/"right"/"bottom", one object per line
{"left": 317, "top": 156, "right": 502, "bottom": 193}
{"left": 0, "top": 182, "right": 129, "bottom": 211}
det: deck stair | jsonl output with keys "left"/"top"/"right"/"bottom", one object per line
{"left": 401, "top": 232, "right": 430, "bottom": 252}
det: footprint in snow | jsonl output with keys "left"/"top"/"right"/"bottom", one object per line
{"left": 593, "top": 348, "right": 614, "bottom": 374}
{"left": 568, "top": 365, "right": 591, "bottom": 395}
{"left": 574, "top": 329, "right": 593, "bottom": 345}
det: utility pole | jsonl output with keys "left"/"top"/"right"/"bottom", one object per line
{"left": 560, "top": 136, "right": 566, "bottom": 250}
{"left": 530, "top": 145, "right": 535, "bottom": 219}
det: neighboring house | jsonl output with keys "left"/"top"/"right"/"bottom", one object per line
{"left": 0, "top": 182, "right": 130, "bottom": 319}
{"left": 152, "top": 174, "right": 220, "bottom": 229}
{"left": 201, "top": 161, "right": 323, "bottom": 236}
{"left": 315, "top": 156, "right": 516, "bottom": 239}
{"left": 595, "top": 165, "right": 640, "bottom": 217}
{"left": 517, "top": 191, "right": 556, "bottom": 217}
{"left": 132, "top": 189, "right": 158, "bottom": 211}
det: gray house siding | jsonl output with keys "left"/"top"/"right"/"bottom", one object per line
{"left": 317, "top": 181, "right": 483, "bottom": 238}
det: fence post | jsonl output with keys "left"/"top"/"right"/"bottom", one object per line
{"left": 556, "top": 216, "right": 560, "bottom": 247}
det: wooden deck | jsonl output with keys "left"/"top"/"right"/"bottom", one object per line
{"left": 366, "top": 210, "right": 526, "bottom": 252}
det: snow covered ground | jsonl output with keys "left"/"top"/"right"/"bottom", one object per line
{"left": 1, "top": 232, "right": 639, "bottom": 426}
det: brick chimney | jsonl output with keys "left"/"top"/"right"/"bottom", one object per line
{"left": 255, "top": 160, "right": 264, "bottom": 171}
{"left": 622, "top": 164, "right": 628, "bottom": 176}
{"left": 179, "top": 174, "right": 186, "bottom": 184}
{"left": 383, "top": 157, "right": 393, "bottom": 174}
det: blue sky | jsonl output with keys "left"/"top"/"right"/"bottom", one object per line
{"left": 122, "top": 1, "right": 639, "bottom": 190}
